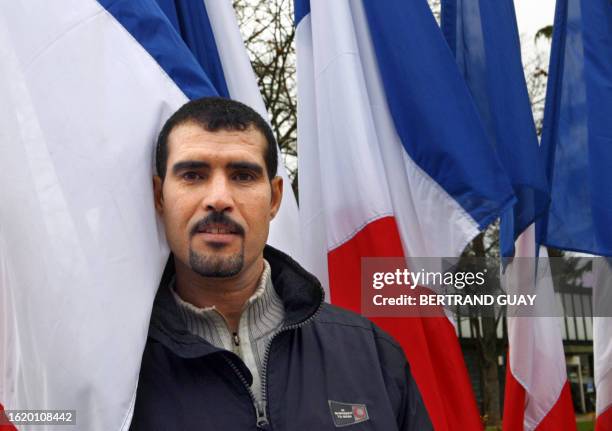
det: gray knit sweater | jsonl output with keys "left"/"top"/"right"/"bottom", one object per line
{"left": 170, "top": 259, "right": 284, "bottom": 402}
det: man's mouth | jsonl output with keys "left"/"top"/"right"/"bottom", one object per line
{"left": 191, "top": 213, "right": 245, "bottom": 248}
{"left": 198, "top": 224, "right": 239, "bottom": 235}
{"left": 193, "top": 218, "right": 244, "bottom": 249}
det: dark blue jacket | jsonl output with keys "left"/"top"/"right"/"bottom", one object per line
{"left": 130, "top": 246, "right": 432, "bottom": 430}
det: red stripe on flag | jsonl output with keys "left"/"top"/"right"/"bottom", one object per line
{"left": 596, "top": 405, "right": 612, "bottom": 431}
{"left": 503, "top": 363, "right": 575, "bottom": 430}
{"left": 535, "top": 383, "right": 575, "bottom": 430}
{"left": 328, "top": 216, "right": 482, "bottom": 430}
{"left": 0, "top": 403, "right": 17, "bottom": 430}
{"left": 502, "top": 362, "right": 526, "bottom": 431}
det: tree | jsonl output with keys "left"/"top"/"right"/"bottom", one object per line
{"left": 233, "top": 0, "right": 298, "bottom": 197}
{"left": 429, "top": 0, "right": 442, "bottom": 24}
{"left": 457, "top": 223, "right": 504, "bottom": 428}
{"left": 522, "top": 28, "right": 552, "bottom": 136}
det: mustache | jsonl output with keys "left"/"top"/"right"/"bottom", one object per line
{"left": 191, "top": 212, "right": 245, "bottom": 237}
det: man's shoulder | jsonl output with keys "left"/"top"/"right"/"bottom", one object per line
{"left": 316, "top": 302, "right": 371, "bottom": 328}
{"left": 315, "top": 303, "right": 404, "bottom": 354}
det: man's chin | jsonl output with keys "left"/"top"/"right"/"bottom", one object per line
{"left": 188, "top": 249, "right": 244, "bottom": 278}
{"left": 204, "top": 241, "right": 236, "bottom": 251}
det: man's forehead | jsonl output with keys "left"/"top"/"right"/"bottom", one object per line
{"left": 167, "top": 121, "right": 267, "bottom": 157}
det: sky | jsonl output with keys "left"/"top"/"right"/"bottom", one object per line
{"left": 514, "top": 0, "right": 556, "bottom": 41}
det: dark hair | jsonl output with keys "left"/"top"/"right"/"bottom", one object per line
{"left": 156, "top": 97, "right": 278, "bottom": 180}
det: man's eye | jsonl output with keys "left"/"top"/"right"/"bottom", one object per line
{"left": 182, "top": 172, "right": 202, "bottom": 181}
{"left": 233, "top": 172, "right": 255, "bottom": 182}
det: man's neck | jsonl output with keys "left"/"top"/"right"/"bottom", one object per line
{"left": 173, "top": 256, "right": 265, "bottom": 332}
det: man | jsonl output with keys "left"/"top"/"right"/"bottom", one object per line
{"left": 130, "top": 97, "right": 432, "bottom": 430}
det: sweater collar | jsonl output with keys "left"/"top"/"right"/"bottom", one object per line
{"left": 169, "top": 258, "right": 273, "bottom": 315}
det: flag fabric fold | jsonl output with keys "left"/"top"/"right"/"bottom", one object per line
{"left": 0, "top": 1, "right": 299, "bottom": 430}
{"left": 502, "top": 227, "right": 575, "bottom": 431}
{"left": 296, "top": 0, "right": 515, "bottom": 429}
{"left": 441, "top": 0, "right": 549, "bottom": 258}
{"left": 440, "top": 1, "right": 575, "bottom": 428}
{"left": 537, "top": 0, "right": 612, "bottom": 428}
{"left": 538, "top": 0, "right": 612, "bottom": 257}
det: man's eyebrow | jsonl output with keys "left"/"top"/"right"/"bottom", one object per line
{"left": 227, "top": 161, "right": 264, "bottom": 175}
{"left": 171, "top": 160, "right": 210, "bottom": 175}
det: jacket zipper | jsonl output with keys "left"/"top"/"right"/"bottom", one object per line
{"left": 224, "top": 298, "right": 324, "bottom": 430}
{"left": 222, "top": 356, "right": 269, "bottom": 428}
{"left": 256, "top": 301, "right": 324, "bottom": 429}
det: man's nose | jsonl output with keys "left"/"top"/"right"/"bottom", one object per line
{"left": 202, "top": 173, "right": 234, "bottom": 213}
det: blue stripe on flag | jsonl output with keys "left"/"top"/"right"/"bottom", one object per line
{"left": 361, "top": 0, "right": 515, "bottom": 229}
{"left": 98, "top": 0, "right": 219, "bottom": 100}
{"left": 154, "top": 0, "right": 230, "bottom": 97}
{"left": 294, "top": 0, "right": 310, "bottom": 26}
{"left": 537, "top": 0, "right": 612, "bottom": 256}
{"left": 441, "top": 0, "right": 550, "bottom": 256}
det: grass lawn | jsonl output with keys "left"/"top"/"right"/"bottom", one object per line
{"left": 577, "top": 420, "right": 595, "bottom": 431}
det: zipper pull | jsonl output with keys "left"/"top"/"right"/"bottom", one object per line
{"left": 232, "top": 332, "right": 240, "bottom": 347}
{"left": 255, "top": 401, "right": 269, "bottom": 428}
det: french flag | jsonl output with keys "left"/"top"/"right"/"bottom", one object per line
{"left": 0, "top": 1, "right": 298, "bottom": 430}
{"left": 501, "top": 230, "right": 575, "bottom": 431}
{"left": 538, "top": 0, "right": 612, "bottom": 429}
{"left": 296, "top": 0, "right": 515, "bottom": 429}
{"left": 441, "top": 0, "right": 575, "bottom": 429}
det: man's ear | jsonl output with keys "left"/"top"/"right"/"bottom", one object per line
{"left": 270, "top": 176, "right": 283, "bottom": 220}
{"left": 153, "top": 175, "right": 164, "bottom": 215}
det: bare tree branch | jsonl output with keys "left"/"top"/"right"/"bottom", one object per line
{"left": 234, "top": 0, "right": 298, "bottom": 192}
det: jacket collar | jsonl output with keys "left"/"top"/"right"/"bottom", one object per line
{"left": 148, "top": 245, "right": 325, "bottom": 358}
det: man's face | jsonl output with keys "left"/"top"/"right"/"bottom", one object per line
{"left": 154, "top": 122, "right": 282, "bottom": 278}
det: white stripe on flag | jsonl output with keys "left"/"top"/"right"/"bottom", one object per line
{"left": 504, "top": 225, "right": 569, "bottom": 430}
{"left": 0, "top": 2, "right": 187, "bottom": 429}
{"left": 593, "top": 260, "right": 612, "bottom": 420}
{"left": 295, "top": 13, "right": 331, "bottom": 297}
